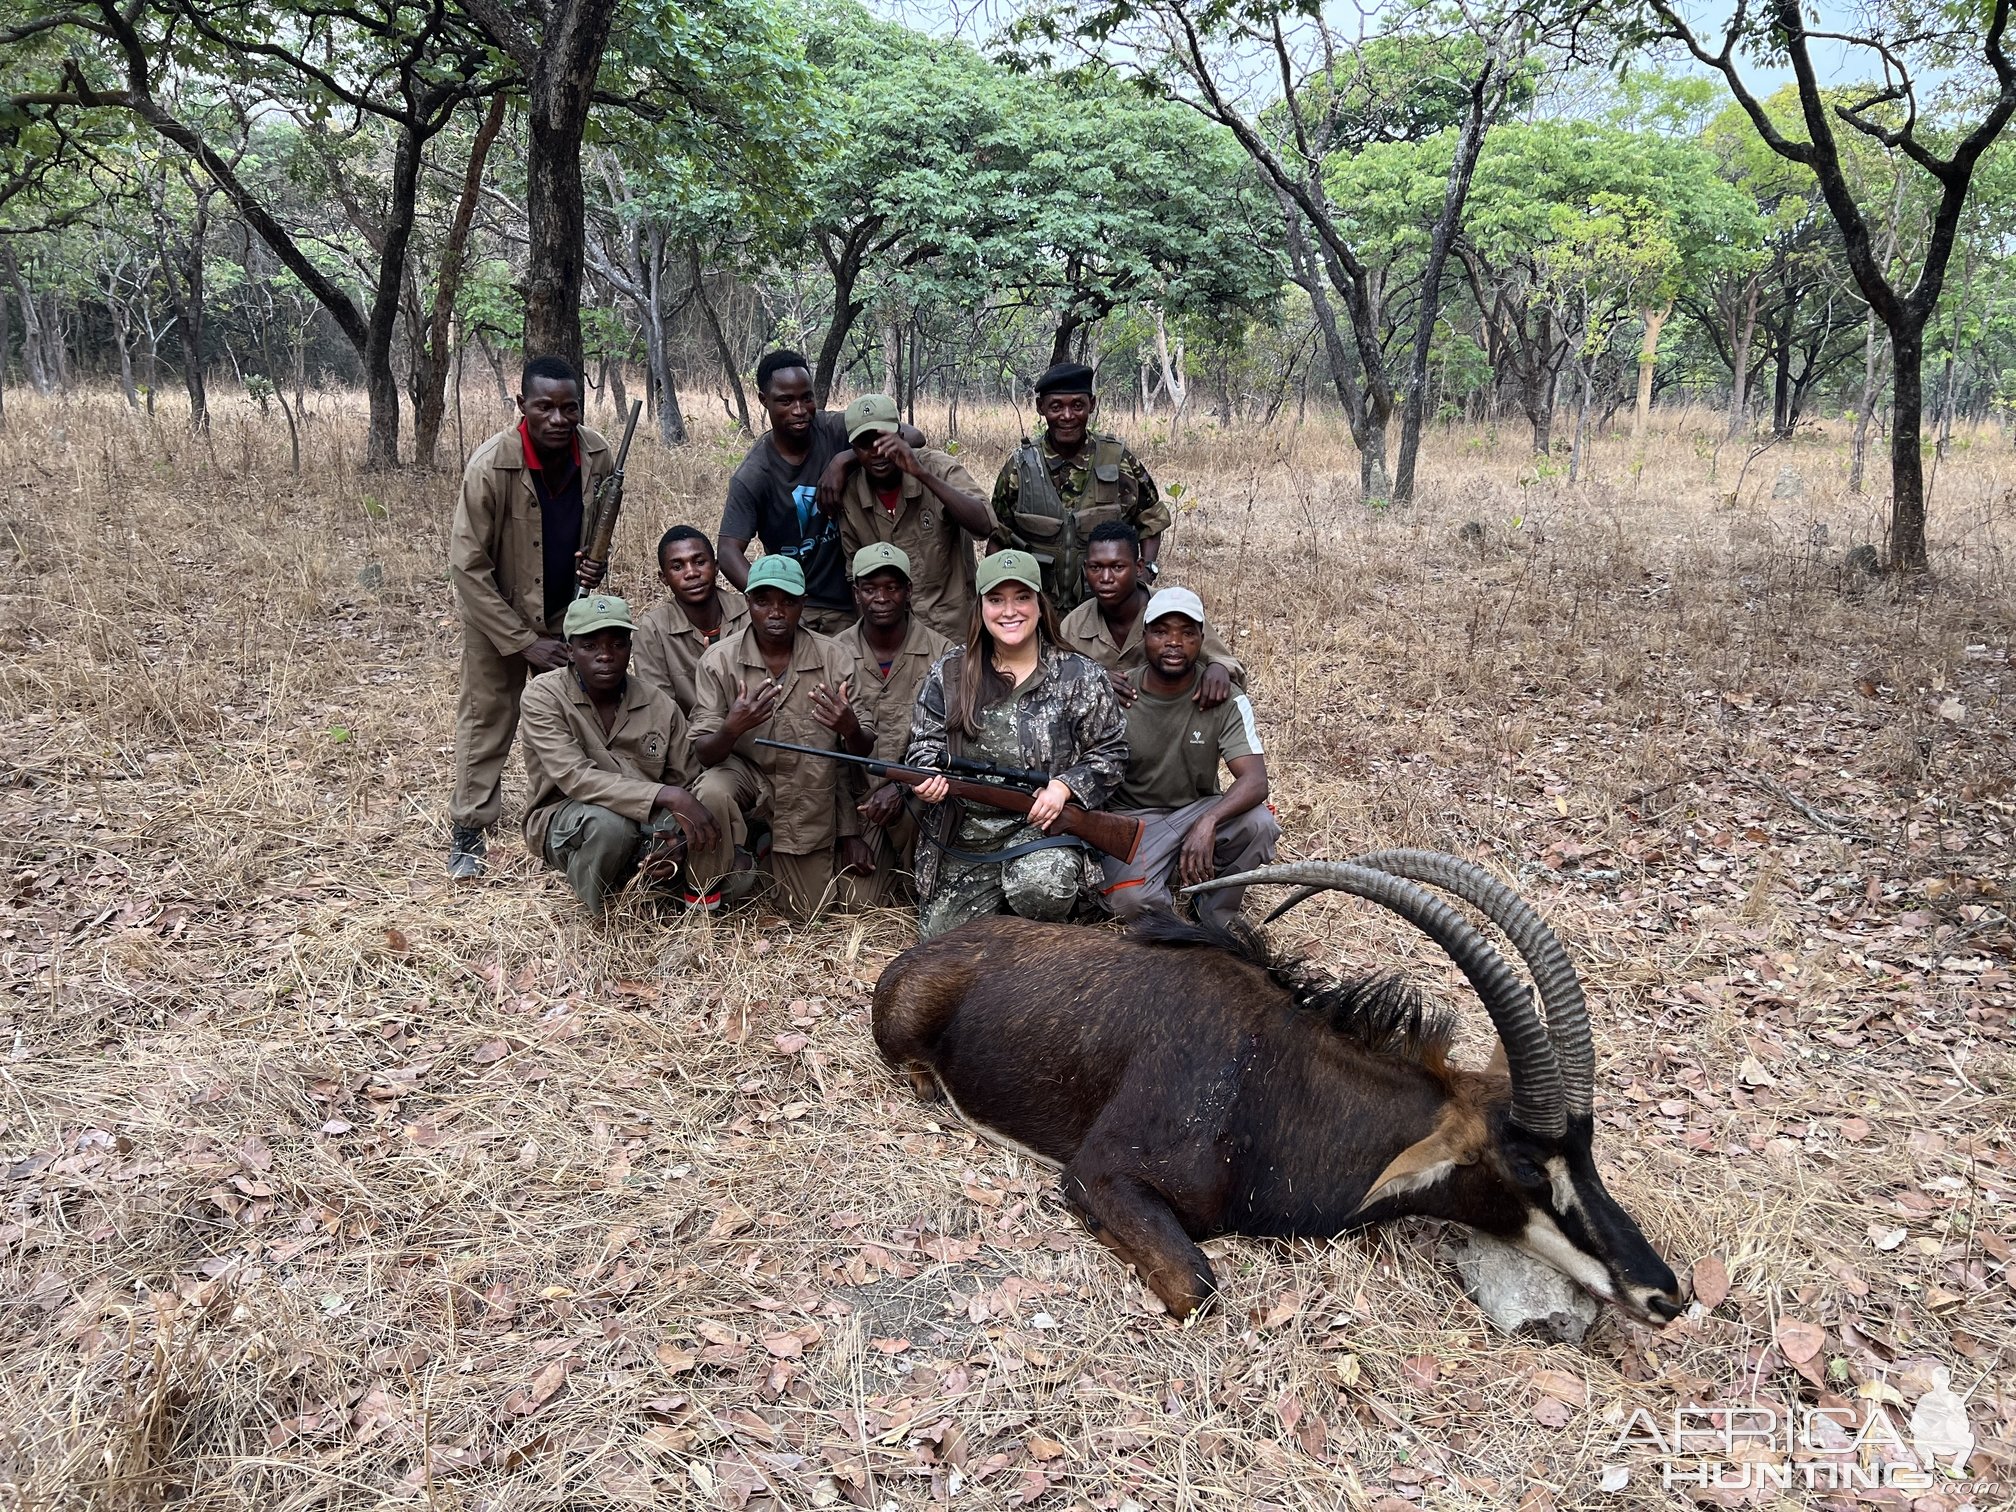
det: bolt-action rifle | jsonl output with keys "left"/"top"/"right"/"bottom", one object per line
{"left": 576, "top": 399, "right": 643, "bottom": 598}
{"left": 754, "top": 739, "right": 1141, "bottom": 863}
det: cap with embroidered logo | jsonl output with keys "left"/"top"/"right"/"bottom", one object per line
{"left": 564, "top": 594, "right": 636, "bottom": 637}
{"left": 976, "top": 550, "right": 1043, "bottom": 595}
{"left": 852, "top": 541, "right": 911, "bottom": 580}
{"left": 843, "top": 392, "right": 902, "bottom": 442}
{"left": 744, "top": 555, "right": 807, "bottom": 596}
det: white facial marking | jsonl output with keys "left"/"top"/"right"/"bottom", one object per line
{"left": 1516, "top": 1212, "right": 1615, "bottom": 1299}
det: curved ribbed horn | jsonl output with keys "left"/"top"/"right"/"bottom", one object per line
{"left": 1187, "top": 862, "right": 1566, "bottom": 1137}
{"left": 1350, "top": 850, "right": 1595, "bottom": 1118}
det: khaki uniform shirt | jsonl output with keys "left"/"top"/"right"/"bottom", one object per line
{"left": 449, "top": 424, "right": 615, "bottom": 653}
{"left": 518, "top": 667, "right": 699, "bottom": 854}
{"left": 690, "top": 625, "right": 869, "bottom": 853}
{"left": 838, "top": 450, "right": 983, "bottom": 639}
{"left": 1057, "top": 596, "right": 1245, "bottom": 686}
{"left": 844, "top": 616, "right": 951, "bottom": 766}
{"left": 632, "top": 586, "right": 750, "bottom": 714}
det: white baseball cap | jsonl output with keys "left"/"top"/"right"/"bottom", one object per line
{"left": 1143, "top": 586, "right": 1205, "bottom": 626}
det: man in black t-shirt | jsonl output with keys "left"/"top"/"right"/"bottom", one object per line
{"left": 718, "top": 350, "right": 923, "bottom": 636}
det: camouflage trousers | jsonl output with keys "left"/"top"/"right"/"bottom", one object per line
{"left": 916, "top": 821, "right": 1089, "bottom": 941}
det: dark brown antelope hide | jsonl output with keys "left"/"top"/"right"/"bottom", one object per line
{"left": 871, "top": 852, "right": 1684, "bottom": 1326}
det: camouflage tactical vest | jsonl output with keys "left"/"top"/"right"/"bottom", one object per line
{"left": 1005, "top": 434, "right": 1137, "bottom": 615}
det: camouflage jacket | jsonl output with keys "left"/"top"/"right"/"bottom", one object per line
{"left": 988, "top": 431, "right": 1171, "bottom": 614}
{"left": 903, "top": 640, "right": 1129, "bottom": 903}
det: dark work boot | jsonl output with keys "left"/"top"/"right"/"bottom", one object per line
{"left": 447, "top": 825, "right": 487, "bottom": 879}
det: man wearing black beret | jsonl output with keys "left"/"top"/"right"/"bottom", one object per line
{"left": 988, "top": 361, "right": 1170, "bottom": 615}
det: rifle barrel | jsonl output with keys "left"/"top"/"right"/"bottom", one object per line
{"left": 751, "top": 738, "right": 1142, "bottom": 863}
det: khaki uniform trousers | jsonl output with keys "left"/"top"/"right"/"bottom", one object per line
{"left": 451, "top": 616, "right": 559, "bottom": 832}
{"left": 690, "top": 756, "right": 766, "bottom": 901}
{"left": 543, "top": 802, "right": 686, "bottom": 915}
{"left": 690, "top": 757, "right": 873, "bottom": 919}
{"left": 857, "top": 804, "right": 921, "bottom": 906}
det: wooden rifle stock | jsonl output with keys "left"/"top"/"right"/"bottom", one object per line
{"left": 925, "top": 775, "right": 1142, "bottom": 864}
{"left": 750, "top": 738, "right": 1143, "bottom": 863}
{"left": 577, "top": 400, "right": 643, "bottom": 597}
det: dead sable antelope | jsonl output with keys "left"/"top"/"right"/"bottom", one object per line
{"left": 872, "top": 850, "right": 1683, "bottom": 1325}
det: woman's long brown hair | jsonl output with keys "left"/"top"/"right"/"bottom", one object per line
{"left": 946, "top": 586, "right": 1062, "bottom": 740}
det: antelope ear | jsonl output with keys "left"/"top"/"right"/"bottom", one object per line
{"left": 1353, "top": 1122, "right": 1479, "bottom": 1215}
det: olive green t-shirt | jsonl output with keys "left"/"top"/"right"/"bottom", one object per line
{"left": 1115, "top": 673, "right": 1262, "bottom": 811}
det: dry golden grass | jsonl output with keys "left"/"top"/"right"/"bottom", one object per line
{"left": 0, "top": 385, "right": 2011, "bottom": 1511}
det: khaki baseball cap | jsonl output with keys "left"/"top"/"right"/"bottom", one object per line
{"left": 852, "top": 542, "right": 912, "bottom": 580}
{"left": 976, "top": 550, "right": 1043, "bottom": 595}
{"left": 843, "top": 392, "right": 901, "bottom": 442}
{"left": 564, "top": 594, "right": 636, "bottom": 637}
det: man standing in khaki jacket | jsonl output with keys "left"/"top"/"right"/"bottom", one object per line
{"left": 447, "top": 356, "right": 614, "bottom": 877}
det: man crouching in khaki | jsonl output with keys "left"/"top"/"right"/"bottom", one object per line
{"left": 446, "top": 355, "right": 613, "bottom": 877}
{"left": 519, "top": 595, "right": 720, "bottom": 914}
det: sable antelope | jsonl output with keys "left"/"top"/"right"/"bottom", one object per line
{"left": 871, "top": 850, "right": 1683, "bottom": 1324}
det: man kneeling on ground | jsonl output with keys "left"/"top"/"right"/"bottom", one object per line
{"left": 1098, "top": 587, "right": 1278, "bottom": 924}
{"left": 689, "top": 555, "right": 876, "bottom": 918}
{"left": 519, "top": 594, "right": 721, "bottom": 915}
{"left": 844, "top": 543, "right": 950, "bottom": 902}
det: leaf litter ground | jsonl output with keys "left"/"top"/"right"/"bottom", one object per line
{"left": 0, "top": 394, "right": 2011, "bottom": 1510}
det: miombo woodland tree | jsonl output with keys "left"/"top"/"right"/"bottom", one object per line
{"left": 1646, "top": 0, "right": 2016, "bottom": 573}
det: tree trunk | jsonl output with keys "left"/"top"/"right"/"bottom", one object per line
{"left": 167, "top": 208, "right": 210, "bottom": 432}
{"left": 1727, "top": 278, "right": 1758, "bottom": 436}
{"left": 524, "top": 0, "right": 622, "bottom": 370}
{"left": 414, "top": 94, "right": 507, "bottom": 469}
{"left": 1393, "top": 51, "right": 1498, "bottom": 505}
{"left": 640, "top": 231, "right": 687, "bottom": 446}
{"left": 1279, "top": 198, "right": 1370, "bottom": 452}
{"left": 111, "top": 300, "right": 139, "bottom": 407}
{"left": 1568, "top": 346, "right": 1594, "bottom": 484}
{"left": 607, "top": 357, "right": 628, "bottom": 420}
{"left": 811, "top": 229, "right": 870, "bottom": 408}
{"left": 357, "top": 119, "right": 430, "bottom": 469}
{"left": 1048, "top": 312, "right": 1084, "bottom": 371}
{"left": 0, "top": 286, "right": 9, "bottom": 421}
{"left": 1887, "top": 319, "right": 1927, "bottom": 570}
{"left": 5, "top": 252, "right": 53, "bottom": 397}
{"left": 1632, "top": 300, "right": 1672, "bottom": 448}
{"left": 691, "top": 245, "right": 750, "bottom": 434}
{"left": 1151, "top": 308, "right": 1188, "bottom": 441}
{"left": 882, "top": 313, "right": 901, "bottom": 396}
{"left": 1523, "top": 358, "right": 1555, "bottom": 455}
{"left": 44, "top": 293, "right": 71, "bottom": 390}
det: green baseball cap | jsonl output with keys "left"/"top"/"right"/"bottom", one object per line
{"left": 744, "top": 555, "right": 807, "bottom": 596}
{"left": 843, "top": 392, "right": 901, "bottom": 442}
{"left": 852, "top": 542, "right": 911, "bottom": 580}
{"left": 976, "top": 550, "right": 1043, "bottom": 595}
{"left": 564, "top": 594, "right": 636, "bottom": 638}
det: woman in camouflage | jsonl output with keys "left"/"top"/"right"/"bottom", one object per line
{"left": 905, "top": 551, "right": 1129, "bottom": 940}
